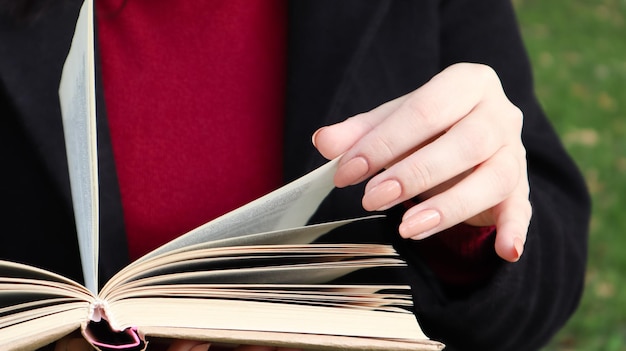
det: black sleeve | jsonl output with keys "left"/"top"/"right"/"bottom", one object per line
{"left": 394, "top": 1, "right": 591, "bottom": 350}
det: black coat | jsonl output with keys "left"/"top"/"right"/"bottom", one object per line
{"left": 0, "top": 1, "right": 590, "bottom": 350}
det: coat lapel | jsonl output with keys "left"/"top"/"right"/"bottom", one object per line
{"left": 283, "top": 1, "right": 440, "bottom": 179}
{"left": 0, "top": 0, "right": 130, "bottom": 281}
{"left": 0, "top": 1, "right": 82, "bottom": 207}
{"left": 284, "top": 1, "right": 393, "bottom": 180}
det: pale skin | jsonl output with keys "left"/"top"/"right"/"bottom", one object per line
{"left": 56, "top": 62, "right": 531, "bottom": 351}
{"left": 314, "top": 62, "right": 531, "bottom": 263}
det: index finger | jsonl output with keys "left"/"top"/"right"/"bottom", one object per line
{"left": 313, "top": 94, "right": 408, "bottom": 160}
{"left": 333, "top": 63, "right": 502, "bottom": 188}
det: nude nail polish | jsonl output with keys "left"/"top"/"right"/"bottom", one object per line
{"left": 362, "top": 180, "right": 402, "bottom": 211}
{"left": 311, "top": 127, "right": 324, "bottom": 148}
{"left": 334, "top": 156, "right": 369, "bottom": 187}
{"left": 513, "top": 237, "right": 525, "bottom": 261}
{"left": 399, "top": 209, "right": 441, "bottom": 239}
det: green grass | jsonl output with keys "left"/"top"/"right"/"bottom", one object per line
{"left": 513, "top": 0, "right": 626, "bottom": 349}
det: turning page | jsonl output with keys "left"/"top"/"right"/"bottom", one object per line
{"left": 58, "top": 0, "right": 99, "bottom": 295}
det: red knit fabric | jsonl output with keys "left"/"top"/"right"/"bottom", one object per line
{"left": 400, "top": 198, "right": 499, "bottom": 287}
{"left": 412, "top": 224, "right": 499, "bottom": 287}
{"left": 96, "top": 0, "right": 286, "bottom": 260}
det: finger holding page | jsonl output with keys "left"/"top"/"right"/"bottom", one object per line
{"left": 314, "top": 63, "right": 490, "bottom": 188}
{"left": 312, "top": 94, "right": 410, "bottom": 160}
{"left": 312, "top": 63, "right": 531, "bottom": 261}
{"left": 397, "top": 145, "right": 529, "bottom": 260}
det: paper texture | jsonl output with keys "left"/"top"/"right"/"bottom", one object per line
{"left": 58, "top": 0, "right": 99, "bottom": 294}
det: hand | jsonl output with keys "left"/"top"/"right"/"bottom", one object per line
{"left": 313, "top": 63, "right": 531, "bottom": 262}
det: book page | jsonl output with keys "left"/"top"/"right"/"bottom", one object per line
{"left": 1, "top": 310, "right": 86, "bottom": 351}
{"left": 0, "top": 261, "right": 94, "bottom": 351}
{"left": 104, "top": 218, "right": 365, "bottom": 292}
{"left": 58, "top": 0, "right": 99, "bottom": 295}
{"left": 143, "top": 216, "right": 383, "bottom": 257}
{"left": 106, "top": 298, "right": 429, "bottom": 343}
{"left": 0, "top": 260, "right": 94, "bottom": 324}
{"left": 140, "top": 158, "right": 340, "bottom": 261}
{"left": 104, "top": 285, "right": 412, "bottom": 312}
{"left": 101, "top": 243, "right": 402, "bottom": 297}
{"left": 146, "top": 329, "right": 444, "bottom": 351}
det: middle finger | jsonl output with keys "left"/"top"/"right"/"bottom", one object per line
{"left": 361, "top": 106, "right": 510, "bottom": 211}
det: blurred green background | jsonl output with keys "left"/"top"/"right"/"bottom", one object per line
{"left": 513, "top": 0, "right": 626, "bottom": 349}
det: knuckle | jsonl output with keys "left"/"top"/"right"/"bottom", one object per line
{"left": 489, "top": 155, "right": 521, "bottom": 199}
{"left": 523, "top": 201, "right": 533, "bottom": 222}
{"left": 363, "top": 128, "right": 396, "bottom": 163}
{"left": 518, "top": 185, "right": 533, "bottom": 219}
{"left": 506, "top": 105, "right": 524, "bottom": 131}
{"left": 445, "top": 192, "right": 473, "bottom": 222}
{"left": 509, "top": 199, "right": 533, "bottom": 229}
{"left": 517, "top": 141, "right": 528, "bottom": 159}
{"left": 346, "top": 112, "right": 373, "bottom": 129}
{"left": 405, "top": 159, "right": 435, "bottom": 193}
{"left": 402, "top": 94, "right": 443, "bottom": 131}
{"left": 453, "top": 62, "right": 500, "bottom": 87}
{"left": 457, "top": 120, "right": 497, "bottom": 163}
{"left": 474, "top": 63, "right": 499, "bottom": 82}
{"left": 511, "top": 104, "right": 524, "bottom": 122}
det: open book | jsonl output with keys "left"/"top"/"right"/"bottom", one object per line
{"left": 0, "top": 1, "right": 444, "bottom": 350}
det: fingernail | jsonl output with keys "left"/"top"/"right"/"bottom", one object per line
{"left": 398, "top": 209, "right": 441, "bottom": 239}
{"left": 312, "top": 127, "right": 324, "bottom": 148}
{"left": 362, "top": 180, "right": 402, "bottom": 211}
{"left": 335, "top": 156, "right": 369, "bottom": 187}
{"left": 513, "top": 237, "right": 524, "bottom": 261}
{"left": 190, "top": 343, "right": 211, "bottom": 351}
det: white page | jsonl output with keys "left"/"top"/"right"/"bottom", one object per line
{"left": 58, "top": 0, "right": 99, "bottom": 294}
{"left": 108, "top": 298, "right": 426, "bottom": 341}
{"left": 147, "top": 216, "right": 383, "bottom": 256}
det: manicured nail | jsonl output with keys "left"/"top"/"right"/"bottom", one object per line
{"left": 513, "top": 237, "right": 525, "bottom": 261}
{"left": 362, "top": 180, "right": 402, "bottom": 211}
{"left": 399, "top": 209, "right": 441, "bottom": 239}
{"left": 311, "top": 127, "right": 324, "bottom": 148}
{"left": 334, "top": 156, "right": 369, "bottom": 187}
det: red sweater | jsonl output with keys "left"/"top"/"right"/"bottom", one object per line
{"left": 97, "top": 0, "right": 286, "bottom": 260}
